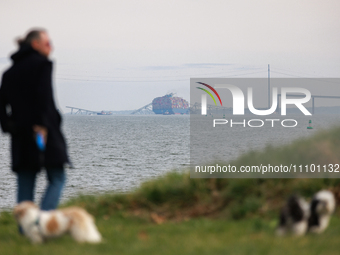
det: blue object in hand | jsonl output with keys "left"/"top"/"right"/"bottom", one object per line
{"left": 36, "top": 133, "right": 45, "bottom": 151}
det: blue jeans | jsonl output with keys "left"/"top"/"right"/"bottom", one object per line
{"left": 17, "top": 167, "right": 66, "bottom": 210}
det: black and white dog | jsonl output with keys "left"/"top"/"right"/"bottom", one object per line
{"left": 277, "top": 195, "right": 310, "bottom": 236}
{"left": 277, "top": 190, "right": 336, "bottom": 236}
{"left": 308, "top": 190, "right": 336, "bottom": 234}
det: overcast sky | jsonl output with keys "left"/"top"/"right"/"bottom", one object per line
{"left": 1, "top": 0, "right": 340, "bottom": 112}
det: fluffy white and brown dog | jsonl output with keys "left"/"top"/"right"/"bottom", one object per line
{"left": 276, "top": 195, "right": 310, "bottom": 236}
{"left": 14, "top": 201, "right": 102, "bottom": 244}
{"left": 308, "top": 190, "right": 336, "bottom": 234}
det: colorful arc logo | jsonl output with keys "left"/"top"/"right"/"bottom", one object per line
{"left": 196, "top": 82, "right": 223, "bottom": 106}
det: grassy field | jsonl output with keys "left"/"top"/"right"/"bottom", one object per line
{"left": 1, "top": 126, "right": 340, "bottom": 254}
{"left": 1, "top": 210, "right": 340, "bottom": 255}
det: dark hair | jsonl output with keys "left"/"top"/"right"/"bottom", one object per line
{"left": 16, "top": 29, "right": 46, "bottom": 47}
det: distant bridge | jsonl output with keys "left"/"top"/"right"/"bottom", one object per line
{"left": 277, "top": 94, "right": 340, "bottom": 114}
{"left": 131, "top": 103, "right": 153, "bottom": 115}
{"left": 66, "top": 106, "right": 99, "bottom": 115}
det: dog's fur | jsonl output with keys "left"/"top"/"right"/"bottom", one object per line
{"left": 276, "top": 195, "right": 310, "bottom": 236}
{"left": 14, "top": 201, "right": 102, "bottom": 244}
{"left": 308, "top": 190, "right": 335, "bottom": 234}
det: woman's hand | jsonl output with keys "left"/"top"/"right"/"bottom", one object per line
{"left": 33, "top": 125, "right": 48, "bottom": 145}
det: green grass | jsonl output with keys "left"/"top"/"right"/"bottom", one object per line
{"left": 63, "top": 174, "right": 340, "bottom": 221}
{"left": 1, "top": 211, "right": 340, "bottom": 255}
{"left": 1, "top": 126, "right": 340, "bottom": 254}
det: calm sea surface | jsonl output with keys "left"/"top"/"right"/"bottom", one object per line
{"left": 191, "top": 114, "right": 340, "bottom": 166}
{"left": 0, "top": 115, "right": 190, "bottom": 210}
{"left": 1, "top": 114, "right": 340, "bottom": 210}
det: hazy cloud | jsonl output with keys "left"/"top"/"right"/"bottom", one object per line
{"left": 0, "top": 0, "right": 339, "bottom": 111}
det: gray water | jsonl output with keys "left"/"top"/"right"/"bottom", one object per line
{"left": 191, "top": 114, "right": 340, "bottom": 166}
{"left": 0, "top": 115, "right": 190, "bottom": 210}
{"left": 1, "top": 114, "right": 340, "bottom": 210}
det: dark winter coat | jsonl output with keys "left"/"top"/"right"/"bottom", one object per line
{"left": 0, "top": 44, "right": 69, "bottom": 172}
